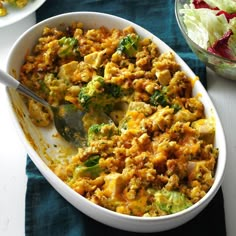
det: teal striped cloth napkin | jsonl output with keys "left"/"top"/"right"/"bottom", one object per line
{"left": 25, "top": 0, "right": 226, "bottom": 235}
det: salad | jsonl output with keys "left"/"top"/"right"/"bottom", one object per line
{"left": 180, "top": 0, "right": 236, "bottom": 61}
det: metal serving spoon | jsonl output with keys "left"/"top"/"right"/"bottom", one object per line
{"left": 0, "top": 69, "right": 108, "bottom": 147}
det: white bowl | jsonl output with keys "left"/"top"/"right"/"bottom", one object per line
{"left": 0, "top": 0, "right": 46, "bottom": 28}
{"left": 5, "top": 12, "right": 226, "bottom": 233}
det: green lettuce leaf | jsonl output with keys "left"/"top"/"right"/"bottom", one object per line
{"left": 180, "top": 7, "right": 229, "bottom": 49}
{"left": 204, "top": 0, "right": 236, "bottom": 13}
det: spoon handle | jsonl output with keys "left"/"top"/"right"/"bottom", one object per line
{"left": 0, "top": 68, "right": 49, "bottom": 107}
{"left": 17, "top": 83, "right": 49, "bottom": 107}
{"left": 0, "top": 68, "right": 19, "bottom": 89}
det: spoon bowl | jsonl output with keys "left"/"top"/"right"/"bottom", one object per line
{"left": 51, "top": 104, "right": 87, "bottom": 146}
{"left": 0, "top": 68, "right": 93, "bottom": 146}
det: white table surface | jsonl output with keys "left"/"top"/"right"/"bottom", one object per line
{"left": 0, "top": 13, "right": 236, "bottom": 236}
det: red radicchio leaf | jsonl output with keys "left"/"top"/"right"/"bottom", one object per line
{"left": 216, "top": 10, "right": 236, "bottom": 22}
{"left": 207, "top": 30, "right": 236, "bottom": 60}
{"left": 193, "top": 0, "right": 218, "bottom": 10}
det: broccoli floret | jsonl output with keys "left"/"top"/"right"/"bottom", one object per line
{"left": 154, "top": 189, "right": 192, "bottom": 214}
{"left": 103, "top": 83, "right": 121, "bottom": 98}
{"left": 150, "top": 89, "right": 169, "bottom": 107}
{"left": 58, "top": 36, "right": 79, "bottom": 58}
{"left": 75, "top": 155, "right": 103, "bottom": 179}
{"left": 78, "top": 76, "right": 122, "bottom": 111}
{"left": 150, "top": 88, "right": 182, "bottom": 113}
{"left": 88, "top": 123, "right": 118, "bottom": 144}
{"left": 83, "top": 155, "right": 100, "bottom": 167}
{"left": 78, "top": 76, "right": 105, "bottom": 110}
{"left": 117, "top": 34, "right": 140, "bottom": 57}
{"left": 170, "top": 103, "right": 182, "bottom": 113}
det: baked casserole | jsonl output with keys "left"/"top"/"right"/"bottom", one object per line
{"left": 19, "top": 22, "right": 218, "bottom": 217}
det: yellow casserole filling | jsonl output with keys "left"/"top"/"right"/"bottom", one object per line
{"left": 0, "top": 0, "right": 28, "bottom": 16}
{"left": 20, "top": 22, "right": 218, "bottom": 217}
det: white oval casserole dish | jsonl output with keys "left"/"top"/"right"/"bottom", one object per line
{"left": 5, "top": 12, "right": 226, "bottom": 233}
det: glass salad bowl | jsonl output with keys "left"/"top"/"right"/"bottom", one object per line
{"left": 175, "top": 0, "right": 236, "bottom": 80}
